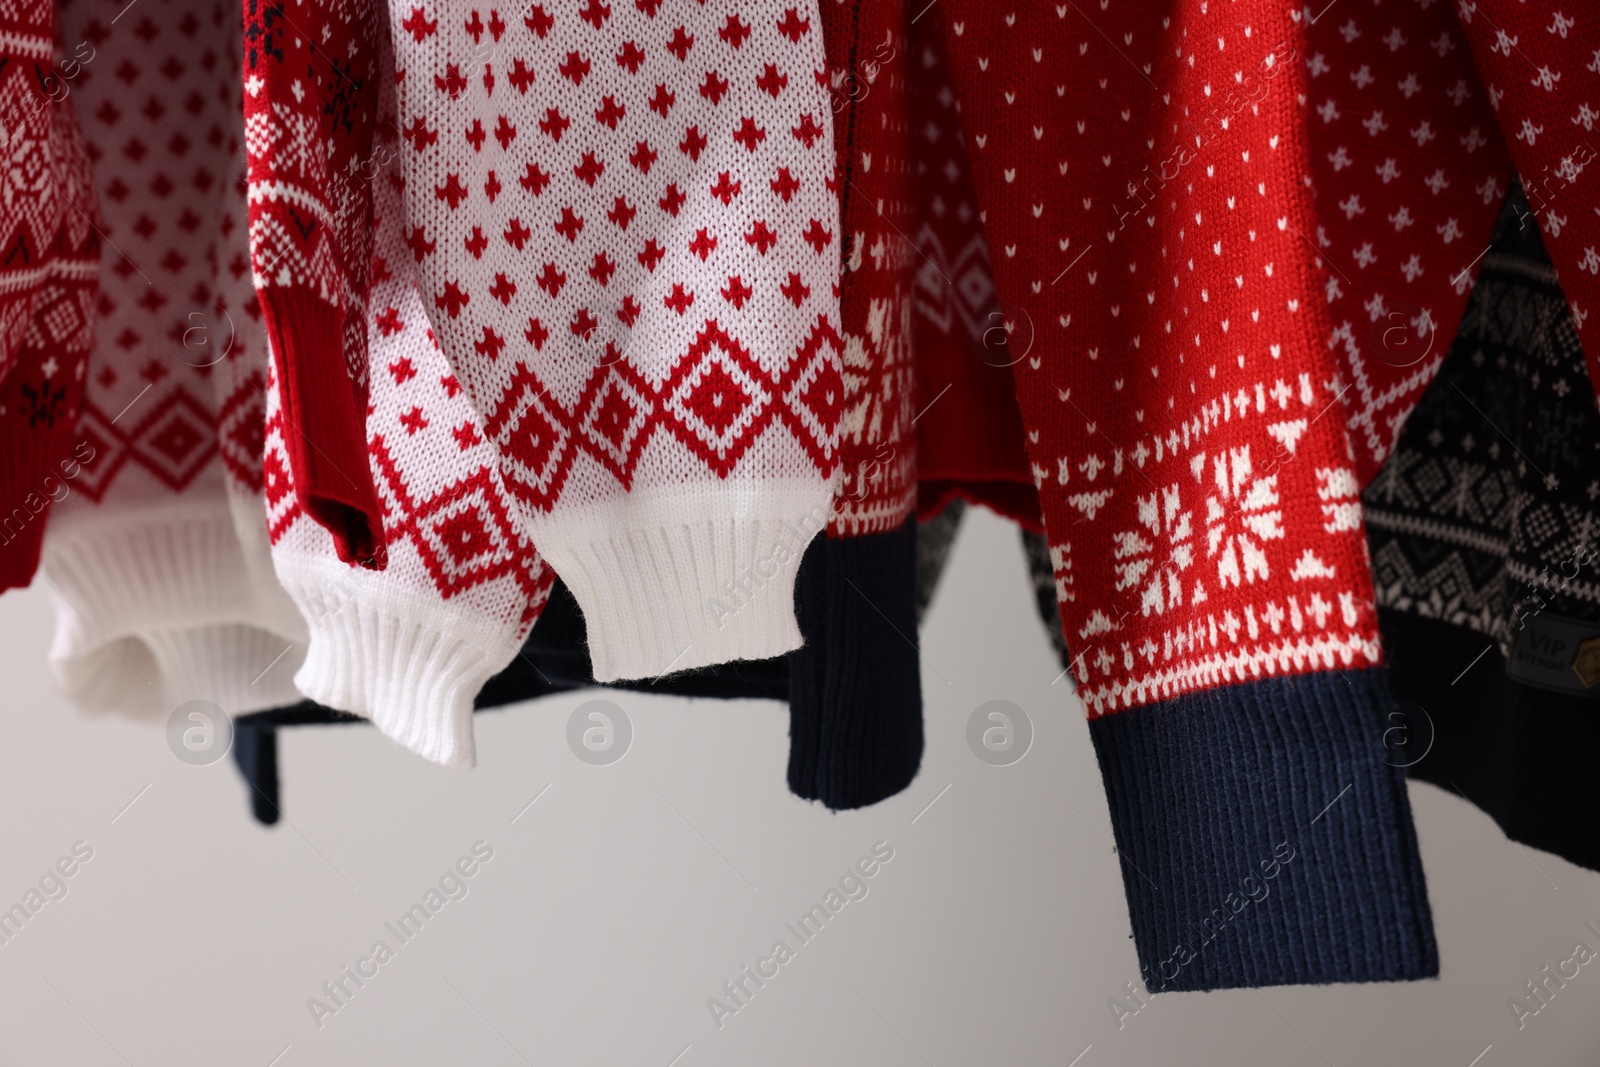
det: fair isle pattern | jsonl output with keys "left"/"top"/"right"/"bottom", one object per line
{"left": 939, "top": 3, "right": 1386, "bottom": 715}
{"left": 265, "top": 110, "right": 554, "bottom": 633}
{"left": 242, "top": 0, "right": 377, "bottom": 388}
{"left": 387, "top": 1, "right": 842, "bottom": 522}
{"left": 56, "top": 0, "right": 254, "bottom": 504}
{"left": 1458, "top": 1, "right": 1600, "bottom": 401}
{"left": 1300, "top": 0, "right": 1513, "bottom": 484}
{"left": 939, "top": 1, "right": 1600, "bottom": 716}
{"left": 822, "top": 0, "right": 917, "bottom": 536}
{"left": 1365, "top": 186, "right": 1600, "bottom": 654}
{"left": 0, "top": 0, "right": 99, "bottom": 586}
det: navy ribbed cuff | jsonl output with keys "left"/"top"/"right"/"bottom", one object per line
{"left": 1088, "top": 668, "right": 1438, "bottom": 992}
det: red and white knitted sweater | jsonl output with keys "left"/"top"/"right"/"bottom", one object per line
{"left": 43, "top": 0, "right": 305, "bottom": 720}
{"left": 266, "top": 69, "right": 557, "bottom": 767}
{"left": 0, "top": 0, "right": 99, "bottom": 593}
{"left": 386, "top": 1, "right": 844, "bottom": 680}
{"left": 938, "top": 0, "right": 1600, "bottom": 713}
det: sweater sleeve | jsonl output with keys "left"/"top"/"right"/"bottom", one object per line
{"left": 243, "top": 0, "right": 388, "bottom": 568}
{"left": 937, "top": 1, "right": 1463, "bottom": 990}
{"left": 1455, "top": 2, "right": 1600, "bottom": 399}
{"left": 0, "top": 3, "right": 99, "bottom": 591}
{"left": 387, "top": 2, "right": 843, "bottom": 681}
{"left": 265, "top": 70, "right": 556, "bottom": 768}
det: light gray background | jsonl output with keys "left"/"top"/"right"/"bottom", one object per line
{"left": 0, "top": 506, "right": 1595, "bottom": 1066}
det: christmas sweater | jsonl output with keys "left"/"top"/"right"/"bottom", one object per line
{"left": 243, "top": 0, "right": 388, "bottom": 567}
{"left": 42, "top": 0, "right": 306, "bottom": 720}
{"left": 386, "top": 1, "right": 844, "bottom": 681}
{"left": 937, "top": 0, "right": 1600, "bottom": 992}
{"left": 0, "top": 0, "right": 99, "bottom": 592}
{"left": 264, "top": 68, "right": 557, "bottom": 768}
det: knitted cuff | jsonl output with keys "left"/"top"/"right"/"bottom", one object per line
{"left": 1383, "top": 609, "right": 1600, "bottom": 873}
{"left": 276, "top": 555, "right": 524, "bottom": 767}
{"left": 529, "top": 481, "right": 834, "bottom": 683}
{"left": 258, "top": 289, "right": 387, "bottom": 569}
{"left": 788, "top": 516, "right": 924, "bottom": 810}
{"left": 1088, "top": 668, "right": 1438, "bottom": 993}
{"left": 43, "top": 499, "right": 308, "bottom": 717}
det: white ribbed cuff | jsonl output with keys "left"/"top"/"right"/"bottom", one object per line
{"left": 276, "top": 557, "right": 525, "bottom": 768}
{"left": 527, "top": 481, "right": 834, "bottom": 682}
{"left": 43, "top": 499, "right": 310, "bottom": 718}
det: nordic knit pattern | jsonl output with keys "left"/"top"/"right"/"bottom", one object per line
{"left": 387, "top": 1, "right": 843, "bottom": 680}
{"left": 820, "top": 0, "right": 916, "bottom": 535}
{"left": 906, "top": 13, "right": 1035, "bottom": 529}
{"left": 43, "top": 0, "right": 306, "bottom": 720}
{"left": 243, "top": 0, "right": 388, "bottom": 567}
{"left": 0, "top": 0, "right": 99, "bottom": 592}
{"left": 265, "top": 80, "right": 556, "bottom": 768}
{"left": 939, "top": 0, "right": 1600, "bottom": 716}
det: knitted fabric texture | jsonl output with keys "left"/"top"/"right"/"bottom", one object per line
{"left": 243, "top": 0, "right": 387, "bottom": 566}
{"left": 939, "top": 0, "right": 1600, "bottom": 715}
{"left": 43, "top": 0, "right": 306, "bottom": 720}
{"left": 1363, "top": 182, "right": 1600, "bottom": 872}
{"left": 386, "top": 1, "right": 844, "bottom": 681}
{"left": 819, "top": 0, "right": 917, "bottom": 535}
{"left": 0, "top": 0, "right": 99, "bottom": 592}
{"left": 906, "top": 13, "right": 1036, "bottom": 530}
{"left": 788, "top": 514, "right": 922, "bottom": 809}
{"left": 265, "top": 74, "right": 556, "bottom": 768}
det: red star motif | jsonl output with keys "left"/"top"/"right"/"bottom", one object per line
{"left": 435, "top": 174, "right": 469, "bottom": 208}
{"left": 435, "top": 64, "right": 468, "bottom": 99}
{"left": 594, "top": 95, "right": 626, "bottom": 129}
{"left": 721, "top": 275, "right": 753, "bottom": 308}
{"left": 519, "top": 162, "right": 550, "bottom": 195}
{"left": 484, "top": 170, "right": 502, "bottom": 201}
{"left": 589, "top": 252, "right": 617, "bottom": 285}
{"left": 378, "top": 311, "right": 406, "bottom": 340}
{"left": 628, "top": 140, "right": 658, "bottom": 174}
{"left": 489, "top": 274, "right": 517, "bottom": 304}
{"left": 779, "top": 273, "right": 810, "bottom": 307}
{"left": 659, "top": 184, "right": 686, "bottom": 215}
{"left": 801, "top": 219, "right": 833, "bottom": 253}
{"left": 508, "top": 59, "right": 535, "bottom": 93}
{"left": 387, "top": 354, "right": 415, "bottom": 381}
{"left": 465, "top": 226, "right": 489, "bottom": 258}
{"left": 689, "top": 228, "right": 718, "bottom": 260}
{"left": 558, "top": 51, "right": 592, "bottom": 86}
{"left": 402, "top": 7, "right": 437, "bottom": 40}
{"left": 539, "top": 108, "right": 571, "bottom": 141}
{"left": 776, "top": 8, "right": 810, "bottom": 42}
{"left": 435, "top": 281, "right": 470, "bottom": 318}
{"left": 536, "top": 262, "right": 567, "bottom": 296}
{"left": 710, "top": 171, "right": 741, "bottom": 204}
{"left": 578, "top": 0, "right": 610, "bottom": 28}
{"left": 638, "top": 239, "right": 666, "bottom": 271}
{"left": 465, "top": 119, "right": 487, "bottom": 151}
{"left": 573, "top": 151, "right": 606, "bottom": 186}
{"left": 648, "top": 84, "right": 675, "bottom": 117}
{"left": 475, "top": 326, "right": 506, "bottom": 360}
{"left": 667, "top": 26, "right": 694, "bottom": 60}
{"left": 617, "top": 296, "right": 641, "bottom": 326}
{"left": 570, "top": 308, "right": 599, "bottom": 337}
{"left": 452, "top": 421, "right": 484, "bottom": 451}
{"left": 770, "top": 167, "right": 800, "bottom": 201}
{"left": 406, "top": 226, "right": 437, "bottom": 261}
{"left": 616, "top": 41, "right": 646, "bottom": 74}
{"left": 756, "top": 64, "right": 788, "bottom": 97}
{"left": 494, "top": 116, "right": 517, "bottom": 149}
{"left": 524, "top": 5, "right": 553, "bottom": 36}
{"left": 554, "top": 207, "right": 585, "bottom": 241}
{"left": 732, "top": 116, "right": 767, "bottom": 152}
{"left": 700, "top": 70, "right": 730, "bottom": 105}
{"left": 524, "top": 318, "right": 549, "bottom": 349}
{"left": 718, "top": 14, "right": 752, "bottom": 48}
{"left": 790, "top": 113, "right": 825, "bottom": 148}
{"left": 399, "top": 406, "right": 428, "bottom": 434}
{"left": 663, "top": 284, "right": 695, "bottom": 315}
{"left": 744, "top": 220, "right": 778, "bottom": 254}
{"left": 504, "top": 218, "right": 532, "bottom": 249}
{"left": 607, "top": 196, "right": 637, "bottom": 230}
{"left": 679, "top": 125, "right": 708, "bottom": 160}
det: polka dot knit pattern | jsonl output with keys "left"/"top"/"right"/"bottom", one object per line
{"left": 0, "top": 0, "right": 100, "bottom": 592}
{"left": 386, "top": 1, "right": 844, "bottom": 681}
{"left": 265, "top": 78, "right": 556, "bottom": 768}
{"left": 42, "top": 0, "right": 306, "bottom": 721}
